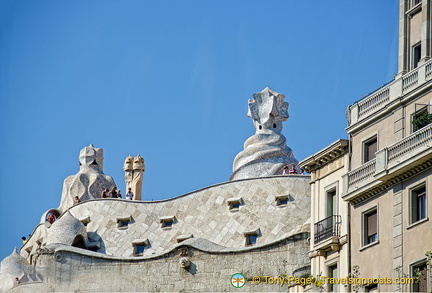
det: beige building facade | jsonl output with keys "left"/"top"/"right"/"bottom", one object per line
{"left": 299, "top": 140, "right": 350, "bottom": 292}
{"left": 300, "top": 0, "right": 432, "bottom": 292}
{"left": 345, "top": 0, "right": 432, "bottom": 292}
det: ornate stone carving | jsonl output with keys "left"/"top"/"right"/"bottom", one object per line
{"left": 178, "top": 247, "right": 190, "bottom": 256}
{"left": 59, "top": 145, "right": 116, "bottom": 211}
{"left": 230, "top": 88, "right": 299, "bottom": 180}
{"left": 330, "top": 243, "right": 340, "bottom": 252}
{"left": 179, "top": 257, "right": 191, "bottom": 269}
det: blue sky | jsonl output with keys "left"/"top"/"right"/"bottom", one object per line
{"left": 0, "top": 1, "right": 398, "bottom": 261}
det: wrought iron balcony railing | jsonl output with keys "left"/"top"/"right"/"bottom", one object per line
{"left": 314, "top": 215, "right": 342, "bottom": 245}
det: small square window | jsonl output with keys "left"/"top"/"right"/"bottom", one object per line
{"left": 80, "top": 216, "right": 90, "bottom": 227}
{"left": 275, "top": 195, "right": 290, "bottom": 206}
{"left": 132, "top": 239, "right": 150, "bottom": 256}
{"left": 278, "top": 198, "right": 288, "bottom": 205}
{"left": 116, "top": 216, "right": 132, "bottom": 229}
{"left": 246, "top": 234, "right": 257, "bottom": 246}
{"left": 231, "top": 202, "right": 240, "bottom": 209}
{"left": 135, "top": 244, "right": 145, "bottom": 256}
{"left": 119, "top": 220, "right": 129, "bottom": 227}
{"left": 363, "top": 209, "right": 378, "bottom": 246}
{"left": 244, "top": 228, "right": 260, "bottom": 246}
{"left": 163, "top": 220, "right": 173, "bottom": 228}
{"left": 160, "top": 216, "right": 176, "bottom": 229}
{"left": 411, "top": 184, "right": 427, "bottom": 224}
{"left": 363, "top": 136, "right": 377, "bottom": 163}
{"left": 227, "top": 197, "right": 243, "bottom": 211}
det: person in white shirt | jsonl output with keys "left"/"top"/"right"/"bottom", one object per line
{"left": 125, "top": 187, "right": 134, "bottom": 200}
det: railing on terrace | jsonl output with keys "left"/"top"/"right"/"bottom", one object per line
{"left": 314, "top": 215, "right": 341, "bottom": 245}
{"left": 347, "top": 159, "right": 376, "bottom": 188}
{"left": 358, "top": 87, "right": 390, "bottom": 118}
{"left": 402, "top": 69, "right": 419, "bottom": 93}
{"left": 349, "top": 59, "right": 432, "bottom": 126}
{"left": 426, "top": 62, "right": 432, "bottom": 80}
{"left": 347, "top": 123, "right": 432, "bottom": 192}
{"left": 387, "top": 123, "right": 432, "bottom": 163}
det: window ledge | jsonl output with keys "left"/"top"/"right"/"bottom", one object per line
{"left": 406, "top": 2, "right": 422, "bottom": 16}
{"left": 407, "top": 217, "right": 429, "bottom": 230}
{"left": 359, "top": 240, "right": 380, "bottom": 252}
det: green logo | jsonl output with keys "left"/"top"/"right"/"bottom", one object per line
{"left": 231, "top": 273, "right": 246, "bottom": 288}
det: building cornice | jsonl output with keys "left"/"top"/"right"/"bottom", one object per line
{"left": 299, "top": 139, "right": 349, "bottom": 173}
{"left": 343, "top": 158, "right": 432, "bottom": 206}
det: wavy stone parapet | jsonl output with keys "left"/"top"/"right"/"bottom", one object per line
{"left": 21, "top": 175, "right": 310, "bottom": 260}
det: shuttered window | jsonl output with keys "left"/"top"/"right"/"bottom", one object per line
{"left": 411, "top": 185, "right": 427, "bottom": 223}
{"left": 364, "top": 209, "right": 378, "bottom": 245}
{"left": 364, "top": 137, "right": 377, "bottom": 163}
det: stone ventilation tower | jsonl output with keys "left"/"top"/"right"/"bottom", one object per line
{"left": 58, "top": 144, "right": 116, "bottom": 211}
{"left": 230, "top": 87, "right": 299, "bottom": 180}
{"left": 124, "top": 154, "right": 145, "bottom": 200}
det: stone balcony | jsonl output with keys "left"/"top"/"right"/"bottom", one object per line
{"left": 343, "top": 123, "right": 432, "bottom": 204}
{"left": 347, "top": 59, "right": 432, "bottom": 132}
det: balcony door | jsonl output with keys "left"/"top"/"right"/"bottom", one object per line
{"left": 327, "top": 189, "right": 337, "bottom": 218}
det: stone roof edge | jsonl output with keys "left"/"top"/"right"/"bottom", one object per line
{"left": 67, "top": 174, "right": 311, "bottom": 207}
{"left": 46, "top": 226, "right": 310, "bottom": 262}
{"left": 299, "top": 139, "right": 349, "bottom": 172}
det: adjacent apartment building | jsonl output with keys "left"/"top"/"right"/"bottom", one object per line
{"left": 300, "top": 0, "right": 432, "bottom": 291}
